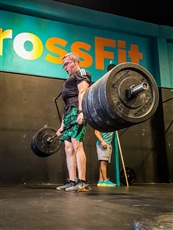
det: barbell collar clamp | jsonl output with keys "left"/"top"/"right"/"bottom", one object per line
{"left": 47, "top": 134, "right": 57, "bottom": 143}
{"left": 126, "top": 82, "right": 149, "bottom": 99}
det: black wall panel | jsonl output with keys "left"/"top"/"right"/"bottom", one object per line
{"left": 118, "top": 88, "right": 173, "bottom": 183}
{"left": 160, "top": 88, "right": 173, "bottom": 182}
{"left": 0, "top": 72, "right": 99, "bottom": 185}
{"left": 0, "top": 72, "right": 172, "bottom": 185}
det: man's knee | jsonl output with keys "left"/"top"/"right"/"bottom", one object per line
{"left": 72, "top": 138, "right": 83, "bottom": 152}
{"left": 64, "top": 141, "right": 73, "bottom": 156}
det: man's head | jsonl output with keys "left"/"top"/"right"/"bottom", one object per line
{"left": 62, "top": 52, "right": 80, "bottom": 76}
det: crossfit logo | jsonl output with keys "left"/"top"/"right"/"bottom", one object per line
{"left": 13, "top": 33, "right": 43, "bottom": 60}
{"left": 0, "top": 28, "right": 143, "bottom": 70}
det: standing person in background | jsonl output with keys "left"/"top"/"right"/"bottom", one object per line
{"left": 56, "top": 52, "right": 91, "bottom": 192}
{"left": 95, "top": 130, "right": 116, "bottom": 187}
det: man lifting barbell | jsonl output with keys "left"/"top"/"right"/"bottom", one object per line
{"left": 30, "top": 61, "right": 159, "bottom": 190}
{"left": 55, "top": 52, "right": 92, "bottom": 192}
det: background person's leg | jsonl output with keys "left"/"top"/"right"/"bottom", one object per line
{"left": 100, "top": 160, "right": 108, "bottom": 181}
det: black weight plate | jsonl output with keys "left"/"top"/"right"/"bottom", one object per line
{"left": 98, "top": 70, "right": 131, "bottom": 130}
{"left": 35, "top": 126, "right": 62, "bottom": 156}
{"left": 30, "top": 136, "right": 49, "bottom": 157}
{"left": 82, "top": 72, "right": 126, "bottom": 132}
{"left": 94, "top": 77, "right": 123, "bottom": 131}
{"left": 30, "top": 136, "right": 37, "bottom": 154}
{"left": 87, "top": 79, "right": 116, "bottom": 131}
{"left": 107, "top": 62, "right": 159, "bottom": 124}
{"left": 120, "top": 167, "right": 136, "bottom": 185}
{"left": 84, "top": 62, "right": 159, "bottom": 131}
{"left": 82, "top": 89, "right": 105, "bottom": 131}
{"left": 30, "top": 126, "right": 62, "bottom": 157}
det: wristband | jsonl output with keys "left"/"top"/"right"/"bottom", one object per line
{"left": 78, "top": 110, "right": 83, "bottom": 114}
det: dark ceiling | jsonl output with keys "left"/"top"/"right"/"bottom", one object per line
{"left": 55, "top": 0, "right": 173, "bottom": 27}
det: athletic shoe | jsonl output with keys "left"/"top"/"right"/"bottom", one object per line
{"left": 56, "top": 179, "right": 75, "bottom": 191}
{"left": 97, "top": 180, "right": 103, "bottom": 186}
{"left": 65, "top": 180, "right": 90, "bottom": 192}
{"left": 102, "top": 179, "right": 116, "bottom": 187}
{"left": 75, "top": 177, "right": 80, "bottom": 183}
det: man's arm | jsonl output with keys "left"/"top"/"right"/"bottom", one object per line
{"left": 56, "top": 114, "right": 64, "bottom": 137}
{"left": 77, "top": 81, "right": 89, "bottom": 124}
{"left": 78, "top": 81, "right": 89, "bottom": 111}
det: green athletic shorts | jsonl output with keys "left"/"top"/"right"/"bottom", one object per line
{"left": 60, "top": 107, "right": 87, "bottom": 142}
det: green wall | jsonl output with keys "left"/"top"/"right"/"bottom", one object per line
{"left": 0, "top": 0, "right": 173, "bottom": 88}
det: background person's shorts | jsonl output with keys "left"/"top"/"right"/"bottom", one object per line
{"left": 96, "top": 142, "right": 112, "bottom": 163}
{"left": 60, "top": 107, "right": 86, "bottom": 142}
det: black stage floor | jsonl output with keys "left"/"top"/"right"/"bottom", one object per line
{"left": 1, "top": 184, "right": 173, "bottom": 230}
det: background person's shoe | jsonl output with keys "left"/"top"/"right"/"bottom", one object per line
{"left": 102, "top": 179, "right": 116, "bottom": 187}
{"left": 65, "top": 180, "right": 90, "bottom": 192}
{"left": 56, "top": 179, "right": 75, "bottom": 191}
{"left": 97, "top": 180, "right": 103, "bottom": 186}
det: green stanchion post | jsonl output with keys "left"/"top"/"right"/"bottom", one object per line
{"left": 113, "top": 131, "right": 120, "bottom": 186}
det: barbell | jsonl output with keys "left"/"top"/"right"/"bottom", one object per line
{"left": 30, "top": 62, "right": 159, "bottom": 157}
{"left": 82, "top": 62, "right": 159, "bottom": 132}
{"left": 30, "top": 126, "right": 62, "bottom": 157}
